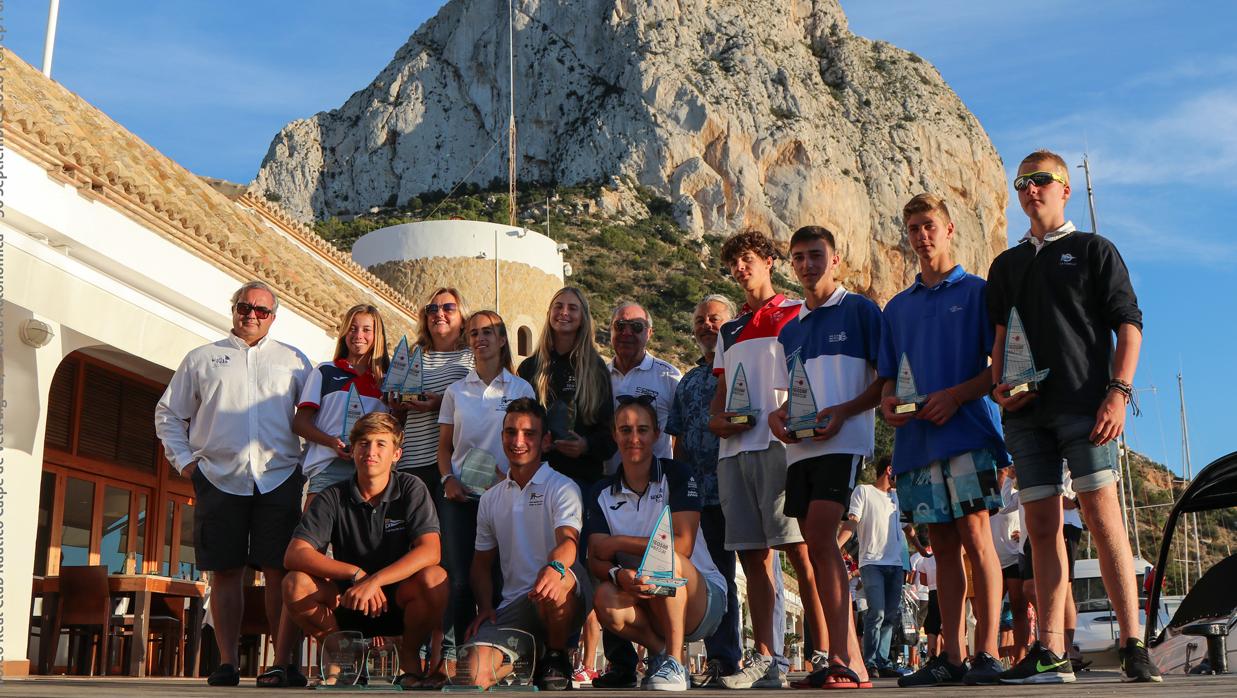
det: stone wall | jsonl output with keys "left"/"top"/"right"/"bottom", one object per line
{"left": 367, "top": 257, "right": 563, "bottom": 361}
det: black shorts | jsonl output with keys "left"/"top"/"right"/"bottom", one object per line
{"left": 1002, "top": 563, "right": 1021, "bottom": 580}
{"left": 333, "top": 580, "right": 406, "bottom": 637}
{"left": 783, "top": 454, "right": 861, "bottom": 518}
{"left": 923, "top": 590, "right": 941, "bottom": 636}
{"left": 1019, "top": 524, "right": 1084, "bottom": 582}
{"left": 190, "top": 467, "right": 305, "bottom": 571}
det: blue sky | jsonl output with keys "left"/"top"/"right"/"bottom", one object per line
{"left": 8, "top": 1, "right": 1234, "bottom": 472}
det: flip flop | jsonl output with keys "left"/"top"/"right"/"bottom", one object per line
{"left": 256, "top": 666, "right": 289, "bottom": 688}
{"left": 792, "top": 663, "right": 872, "bottom": 690}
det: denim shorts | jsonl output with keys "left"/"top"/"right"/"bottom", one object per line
{"left": 1003, "top": 413, "right": 1117, "bottom": 503}
{"left": 308, "top": 457, "right": 355, "bottom": 494}
{"left": 685, "top": 577, "right": 727, "bottom": 643}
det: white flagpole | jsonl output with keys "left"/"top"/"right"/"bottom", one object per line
{"left": 42, "top": 0, "right": 61, "bottom": 77}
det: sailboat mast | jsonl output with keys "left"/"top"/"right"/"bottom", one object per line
{"left": 507, "top": 0, "right": 517, "bottom": 227}
{"left": 1177, "top": 371, "right": 1204, "bottom": 582}
{"left": 1079, "top": 154, "right": 1099, "bottom": 234}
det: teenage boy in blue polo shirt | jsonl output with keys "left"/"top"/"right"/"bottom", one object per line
{"left": 877, "top": 194, "right": 1009, "bottom": 687}
{"left": 768, "top": 225, "right": 884, "bottom": 689}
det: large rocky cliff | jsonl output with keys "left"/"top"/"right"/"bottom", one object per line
{"left": 254, "top": 0, "right": 1008, "bottom": 301}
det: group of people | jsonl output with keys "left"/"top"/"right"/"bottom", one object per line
{"left": 153, "top": 148, "right": 1160, "bottom": 689}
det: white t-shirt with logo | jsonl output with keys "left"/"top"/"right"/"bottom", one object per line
{"left": 439, "top": 368, "right": 535, "bottom": 476}
{"left": 848, "top": 484, "right": 905, "bottom": 568}
{"left": 607, "top": 353, "right": 681, "bottom": 471}
{"left": 475, "top": 464, "right": 583, "bottom": 610}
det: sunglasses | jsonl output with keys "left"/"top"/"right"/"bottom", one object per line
{"left": 425, "top": 302, "right": 459, "bottom": 315}
{"left": 234, "top": 302, "right": 273, "bottom": 319}
{"left": 616, "top": 394, "right": 655, "bottom": 406}
{"left": 1013, "top": 171, "right": 1067, "bottom": 191}
{"left": 613, "top": 319, "right": 648, "bottom": 335}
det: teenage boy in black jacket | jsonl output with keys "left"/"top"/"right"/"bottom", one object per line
{"left": 986, "top": 149, "right": 1159, "bottom": 684}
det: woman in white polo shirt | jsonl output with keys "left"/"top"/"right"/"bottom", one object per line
{"left": 436, "top": 310, "right": 535, "bottom": 686}
{"left": 293, "top": 303, "right": 390, "bottom": 498}
{"left": 584, "top": 396, "right": 727, "bottom": 691}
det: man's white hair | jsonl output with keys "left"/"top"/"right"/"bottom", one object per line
{"left": 231, "top": 279, "right": 280, "bottom": 312}
{"left": 695, "top": 294, "right": 737, "bottom": 319}
{"left": 611, "top": 300, "right": 652, "bottom": 328}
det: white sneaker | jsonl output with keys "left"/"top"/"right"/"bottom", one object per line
{"left": 720, "top": 651, "right": 774, "bottom": 690}
{"left": 644, "top": 656, "right": 687, "bottom": 691}
{"left": 752, "top": 659, "right": 786, "bottom": 689}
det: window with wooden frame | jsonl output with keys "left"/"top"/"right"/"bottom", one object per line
{"left": 36, "top": 352, "right": 196, "bottom": 578}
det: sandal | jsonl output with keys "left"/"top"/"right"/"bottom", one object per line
{"left": 791, "top": 663, "right": 872, "bottom": 689}
{"left": 256, "top": 666, "right": 289, "bottom": 688}
{"left": 208, "top": 663, "right": 242, "bottom": 686}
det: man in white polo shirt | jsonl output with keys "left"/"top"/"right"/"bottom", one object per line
{"left": 155, "top": 280, "right": 313, "bottom": 687}
{"left": 607, "top": 301, "right": 681, "bottom": 468}
{"left": 463, "top": 398, "right": 588, "bottom": 691}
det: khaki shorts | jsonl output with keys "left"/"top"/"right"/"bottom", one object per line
{"left": 717, "top": 444, "right": 803, "bottom": 551}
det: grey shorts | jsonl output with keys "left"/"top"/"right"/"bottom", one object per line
{"left": 308, "top": 457, "right": 356, "bottom": 494}
{"left": 468, "top": 577, "right": 589, "bottom": 655}
{"left": 685, "top": 578, "right": 727, "bottom": 643}
{"left": 717, "top": 444, "right": 803, "bottom": 551}
{"left": 1004, "top": 413, "right": 1118, "bottom": 504}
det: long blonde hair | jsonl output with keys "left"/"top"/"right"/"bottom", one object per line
{"left": 532, "top": 287, "right": 607, "bottom": 424}
{"left": 467, "top": 310, "right": 514, "bottom": 374}
{"left": 416, "top": 287, "right": 471, "bottom": 351}
{"left": 334, "top": 304, "right": 389, "bottom": 385}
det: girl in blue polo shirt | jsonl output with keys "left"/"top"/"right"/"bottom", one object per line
{"left": 294, "top": 303, "right": 390, "bottom": 498}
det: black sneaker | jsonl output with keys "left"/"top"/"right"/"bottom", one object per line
{"left": 963, "top": 652, "right": 1002, "bottom": 686}
{"left": 539, "top": 649, "right": 573, "bottom": 691}
{"left": 998, "top": 642, "right": 1075, "bottom": 684}
{"left": 691, "top": 658, "right": 726, "bottom": 688}
{"left": 591, "top": 666, "right": 638, "bottom": 689}
{"left": 1118, "top": 638, "right": 1163, "bottom": 683}
{"left": 897, "top": 653, "right": 965, "bottom": 687}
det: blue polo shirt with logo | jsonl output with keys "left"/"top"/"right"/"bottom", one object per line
{"left": 877, "top": 265, "right": 1009, "bottom": 475}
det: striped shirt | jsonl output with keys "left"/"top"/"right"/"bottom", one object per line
{"left": 396, "top": 348, "right": 474, "bottom": 471}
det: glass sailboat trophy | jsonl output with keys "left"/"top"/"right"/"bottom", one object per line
{"left": 400, "top": 345, "right": 428, "bottom": 402}
{"left": 1003, "top": 308, "right": 1050, "bottom": 397}
{"left": 447, "top": 628, "right": 538, "bottom": 692}
{"left": 787, "top": 353, "right": 830, "bottom": 439}
{"left": 725, "top": 363, "right": 760, "bottom": 425}
{"left": 637, "top": 506, "right": 687, "bottom": 597}
{"left": 458, "top": 448, "right": 501, "bottom": 498}
{"left": 382, "top": 335, "right": 411, "bottom": 402}
{"left": 339, "top": 384, "right": 365, "bottom": 446}
{"left": 316, "top": 631, "right": 402, "bottom": 691}
{"left": 893, "top": 353, "right": 926, "bottom": 414}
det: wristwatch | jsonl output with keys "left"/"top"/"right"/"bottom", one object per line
{"left": 440, "top": 472, "right": 456, "bottom": 486}
{"left": 546, "top": 560, "right": 567, "bottom": 579}
{"left": 608, "top": 565, "right": 623, "bottom": 585}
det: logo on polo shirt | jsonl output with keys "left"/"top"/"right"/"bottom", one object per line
{"left": 383, "top": 518, "right": 406, "bottom": 532}
{"left": 635, "top": 386, "right": 658, "bottom": 399}
{"left": 211, "top": 356, "right": 232, "bottom": 367}
{"left": 828, "top": 331, "right": 849, "bottom": 342}
{"left": 609, "top": 501, "right": 627, "bottom": 510}
{"left": 1059, "top": 253, "right": 1077, "bottom": 266}
{"left": 949, "top": 305, "right": 964, "bottom": 313}
{"left": 331, "top": 375, "right": 350, "bottom": 382}
{"left": 529, "top": 492, "right": 545, "bottom": 507}
{"left": 650, "top": 490, "right": 664, "bottom": 504}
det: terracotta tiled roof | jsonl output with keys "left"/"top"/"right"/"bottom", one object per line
{"left": 1, "top": 48, "right": 419, "bottom": 340}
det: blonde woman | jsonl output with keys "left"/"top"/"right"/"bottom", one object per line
{"left": 294, "top": 304, "right": 390, "bottom": 495}
{"left": 516, "top": 287, "right": 619, "bottom": 686}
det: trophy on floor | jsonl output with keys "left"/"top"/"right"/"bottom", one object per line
{"left": 458, "top": 448, "right": 502, "bottom": 498}
{"left": 787, "top": 353, "right": 830, "bottom": 439}
{"left": 383, "top": 335, "right": 411, "bottom": 403}
{"left": 725, "top": 363, "right": 760, "bottom": 425}
{"left": 448, "top": 629, "right": 537, "bottom": 692}
{"left": 318, "top": 631, "right": 366, "bottom": 688}
{"left": 893, "top": 353, "right": 927, "bottom": 414}
{"left": 339, "top": 384, "right": 364, "bottom": 447}
{"left": 363, "top": 641, "right": 400, "bottom": 689}
{"left": 400, "top": 345, "right": 428, "bottom": 402}
{"left": 637, "top": 506, "right": 687, "bottom": 597}
{"left": 1002, "top": 308, "right": 1050, "bottom": 397}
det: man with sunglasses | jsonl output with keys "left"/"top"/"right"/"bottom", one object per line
{"left": 986, "top": 150, "right": 1157, "bottom": 684}
{"left": 606, "top": 302, "right": 682, "bottom": 471}
{"left": 156, "top": 280, "right": 314, "bottom": 686}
